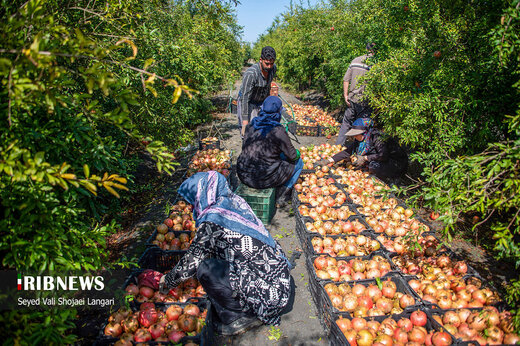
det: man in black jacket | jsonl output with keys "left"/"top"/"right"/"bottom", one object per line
{"left": 237, "top": 46, "right": 277, "bottom": 137}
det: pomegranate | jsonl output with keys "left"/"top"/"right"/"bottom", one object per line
{"left": 139, "top": 308, "right": 158, "bottom": 328}
{"left": 178, "top": 314, "right": 198, "bottom": 333}
{"left": 149, "top": 323, "right": 165, "bottom": 339}
{"left": 104, "top": 322, "right": 122, "bottom": 337}
{"left": 410, "top": 310, "right": 427, "bottom": 326}
{"left": 134, "top": 328, "right": 152, "bottom": 342}
{"left": 183, "top": 303, "right": 200, "bottom": 316}
{"left": 168, "top": 330, "right": 186, "bottom": 343}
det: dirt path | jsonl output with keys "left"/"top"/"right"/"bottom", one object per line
{"left": 79, "top": 73, "right": 515, "bottom": 345}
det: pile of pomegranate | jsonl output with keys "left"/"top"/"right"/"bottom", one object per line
{"left": 313, "top": 254, "right": 390, "bottom": 282}
{"left": 311, "top": 234, "right": 381, "bottom": 257}
{"left": 335, "top": 311, "right": 452, "bottom": 345}
{"left": 299, "top": 143, "right": 344, "bottom": 167}
{"left": 305, "top": 219, "right": 368, "bottom": 236}
{"left": 187, "top": 148, "right": 231, "bottom": 177}
{"left": 124, "top": 273, "right": 206, "bottom": 304}
{"left": 290, "top": 104, "right": 339, "bottom": 128}
{"left": 103, "top": 302, "right": 206, "bottom": 344}
{"left": 407, "top": 275, "right": 501, "bottom": 308}
{"left": 431, "top": 307, "right": 520, "bottom": 345}
{"left": 298, "top": 204, "right": 356, "bottom": 221}
{"left": 376, "top": 234, "right": 447, "bottom": 256}
{"left": 151, "top": 200, "right": 197, "bottom": 250}
{"left": 323, "top": 278, "right": 416, "bottom": 316}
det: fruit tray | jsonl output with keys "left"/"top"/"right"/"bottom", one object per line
{"left": 402, "top": 274, "right": 503, "bottom": 310}
{"left": 318, "top": 124, "right": 341, "bottom": 137}
{"left": 197, "top": 133, "right": 221, "bottom": 151}
{"left": 328, "top": 310, "right": 455, "bottom": 346}
{"left": 296, "top": 124, "right": 320, "bottom": 136}
{"left": 307, "top": 251, "right": 399, "bottom": 286}
{"left": 138, "top": 247, "right": 187, "bottom": 273}
{"left": 95, "top": 299, "right": 213, "bottom": 345}
{"left": 390, "top": 251, "right": 482, "bottom": 279}
{"left": 320, "top": 274, "right": 423, "bottom": 320}
{"left": 122, "top": 269, "right": 207, "bottom": 309}
{"left": 375, "top": 232, "right": 450, "bottom": 257}
{"left": 296, "top": 203, "right": 360, "bottom": 222}
{"left": 146, "top": 230, "right": 195, "bottom": 249}
{"left": 425, "top": 307, "right": 516, "bottom": 346}
{"left": 305, "top": 233, "right": 384, "bottom": 258}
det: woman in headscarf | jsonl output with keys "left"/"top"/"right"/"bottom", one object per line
{"left": 237, "top": 95, "right": 303, "bottom": 207}
{"left": 159, "top": 171, "right": 294, "bottom": 336}
{"left": 317, "top": 118, "right": 408, "bottom": 181}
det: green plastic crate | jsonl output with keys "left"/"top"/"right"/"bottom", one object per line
{"left": 235, "top": 183, "right": 276, "bottom": 224}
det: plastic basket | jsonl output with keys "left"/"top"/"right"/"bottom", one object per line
{"left": 320, "top": 274, "right": 421, "bottom": 321}
{"left": 296, "top": 124, "right": 320, "bottom": 136}
{"left": 95, "top": 299, "right": 213, "bottom": 345}
{"left": 328, "top": 310, "right": 455, "bottom": 346}
{"left": 146, "top": 230, "right": 195, "bottom": 249}
{"left": 138, "top": 247, "right": 187, "bottom": 273}
{"left": 234, "top": 183, "right": 276, "bottom": 224}
{"left": 122, "top": 269, "right": 207, "bottom": 309}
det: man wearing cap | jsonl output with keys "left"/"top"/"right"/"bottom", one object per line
{"left": 318, "top": 118, "right": 408, "bottom": 182}
{"left": 237, "top": 46, "right": 277, "bottom": 138}
{"left": 335, "top": 42, "right": 377, "bottom": 146}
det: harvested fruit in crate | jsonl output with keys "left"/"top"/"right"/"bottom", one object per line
{"left": 200, "top": 136, "right": 218, "bottom": 144}
{"left": 364, "top": 210, "right": 431, "bottom": 237}
{"left": 311, "top": 234, "right": 381, "bottom": 257}
{"left": 296, "top": 173, "right": 336, "bottom": 188}
{"left": 300, "top": 143, "right": 344, "bottom": 166}
{"left": 290, "top": 104, "right": 339, "bottom": 128}
{"left": 392, "top": 253, "right": 471, "bottom": 277}
{"left": 334, "top": 313, "right": 451, "bottom": 345}
{"left": 187, "top": 148, "right": 231, "bottom": 177}
{"left": 313, "top": 254, "right": 391, "bottom": 282}
{"left": 124, "top": 270, "right": 206, "bottom": 304}
{"left": 376, "top": 234, "right": 446, "bottom": 256}
{"left": 103, "top": 302, "right": 207, "bottom": 342}
{"left": 322, "top": 277, "right": 416, "bottom": 315}
{"left": 298, "top": 204, "right": 356, "bottom": 221}
{"left": 431, "top": 307, "right": 520, "bottom": 344}
{"left": 305, "top": 219, "right": 368, "bottom": 236}
{"left": 407, "top": 275, "right": 501, "bottom": 308}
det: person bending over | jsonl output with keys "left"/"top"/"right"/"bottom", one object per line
{"left": 318, "top": 118, "right": 408, "bottom": 182}
{"left": 159, "top": 171, "right": 294, "bottom": 336}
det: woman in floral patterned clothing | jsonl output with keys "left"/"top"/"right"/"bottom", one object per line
{"left": 159, "top": 171, "right": 294, "bottom": 335}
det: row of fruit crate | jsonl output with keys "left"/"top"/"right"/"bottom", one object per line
{"left": 293, "top": 163, "right": 518, "bottom": 345}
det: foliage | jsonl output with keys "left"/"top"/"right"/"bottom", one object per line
{"left": 0, "top": 0, "right": 243, "bottom": 343}
{"left": 256, "top": 0, "right": 520, "bottom": 331}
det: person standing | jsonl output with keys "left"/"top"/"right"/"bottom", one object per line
{"left": 237, "top": 46, "right": 277, "bottom": 137}
{"left": 336, "top": 42, "right": 377, "bottom": 146}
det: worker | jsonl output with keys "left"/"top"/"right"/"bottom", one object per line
{"left": 159, "top": 171, "right": 294, "bottom": 335}
{"left": 237, "top": 96, "right": 303, "bottom": 207}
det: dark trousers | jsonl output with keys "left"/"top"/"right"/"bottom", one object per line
{"left": 336, "top": 101, "right": 372, "bottom": 145}
{"left": 368, "top": 159, "right": 408, "bottom": 180}
{"left": 197, "top": 258, "right": 296, "bottom": 325}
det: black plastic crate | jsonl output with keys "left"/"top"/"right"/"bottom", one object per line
{"left": 328, "top": 310, "right": 456, "bottom": 346}
{"left": 320, "top": 274, "right": 422, "bottom": 320}
{"left": 305, "top": 232, "right": 384, "bottom": 259}
{"left": 138, "top": 247, "right": 187, "bottom": 273}
{"left": 373, "top": 231, "right": 451, "bottom": 256}
{"left": 295, "top": 203, "right": 360, "bottom": 222}
{"left": 318, "top": 124, "right": 341, "bottom": 137}
{"left": 146, "top": 230, "right": 195, "bottom": 249}
{"left": 306, "top": 252, "right": 399, "bottom": 288}
{"left": 95, "top": 299, "right": 213, "bottom": 345}
{"left": 296, "top": 124, "right": 320, "bottom": 136}
{"left": 425, "top": 308, "right": 486, "bottom": 346}
{"left": 122, "top": 269, "right": 207, "bottom": 310}
{"left": 299, "top": 215, "right": 372, "bottom": 236}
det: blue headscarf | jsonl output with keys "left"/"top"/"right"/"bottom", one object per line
{"left": 250, "top": 96, "right": 283, "bottom": 137}
{"left": 178, "top": 171, "right": 276, "bottom": 248}
{"left": 352, "top": 118, "right": 373, "bottom": 156}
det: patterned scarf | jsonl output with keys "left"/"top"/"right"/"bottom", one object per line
{"left": 353, "top": 118, "right": 373, "bottom": 156}
{"left": 250, "top": 96, "right": 283, "bottom": 137}
{"left": 178, "top": 171, "right": 276, "bottom": 248}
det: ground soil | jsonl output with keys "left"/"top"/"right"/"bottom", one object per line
{"left": 76, "top": 77, "right": 516, "bottom": 345}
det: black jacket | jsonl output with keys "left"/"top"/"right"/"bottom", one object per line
{"left": 332, "top": 130, "right": 408, "bottom": 166}
{"left": 237, "top": 125, "right": 297, "bottom": 189}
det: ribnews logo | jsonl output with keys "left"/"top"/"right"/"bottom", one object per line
{"left": 17, "top": 273, "right": 105, "bottom": 291}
